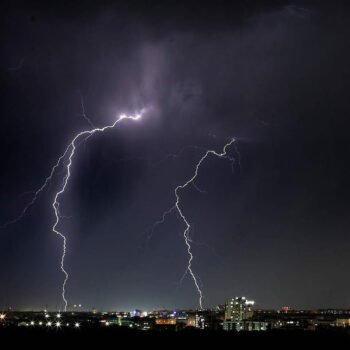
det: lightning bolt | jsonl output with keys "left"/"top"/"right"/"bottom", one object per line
{"left": 52, "top": 112, "right": 144, "bottom": 311}
{"left": 3, "top": 110, "right": 144, "bottom": 311}
{"left": 4, "top": 107, "right": 234, "bottom": 311}
{"left": 142, "top": 145, "right": 209, "bottom": 242}
{"left": 2, "top": 155, "right": 66, "bottom": 229}
{"left": 2, "top": 96, "right": 95, "bottom": 229}
{"left": 79, "top": 93, "right": 95, "bottom": 128}
{"left": 151, "top": 138, "right": 236, "bottom": 309}
{"left": 145, "top": 206, "right": 176, "bottom": 240}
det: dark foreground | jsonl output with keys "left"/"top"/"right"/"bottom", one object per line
{"left": 1, "top": 326, "right": 350, "bottom": 346}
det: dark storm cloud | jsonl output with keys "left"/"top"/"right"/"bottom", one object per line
{"left": 1, "top": 1, "right": 350, "bottom": 311}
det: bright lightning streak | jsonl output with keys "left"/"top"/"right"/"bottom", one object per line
{"left": 3, "top": 109, "right": 144, "bottom": 311}
{"left": 51, "top": 111, "right": 144, "bottom": 311}
{"left": 152, "top": 138, "right": 236, "bottom": 309}
{"left": 142, "top": 145, "right": 208, "bottom": 242}
{"left": 175, "top": 138, "right": 235, "bottom": 309}
{"left": 2, "top": 102, "right": 95, "bottom": 229}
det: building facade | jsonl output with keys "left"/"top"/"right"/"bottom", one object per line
{"left": 224, "top": 297, "right": 254, "bottom": 321}
{"left": 223, "top": 296, "right": 268, "bottom": 331}
{"left": 223, "top": 320, "right": 268, "bottom": 331}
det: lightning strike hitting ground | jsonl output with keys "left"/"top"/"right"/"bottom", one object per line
{"left": 151, "top": 138, "right": 236, "bottom": 309}
{"left": 52, "top": 112, "right": 144, "bottom": 311}
{"left": 3, "top": 111, "right": 144, "bottom": 311}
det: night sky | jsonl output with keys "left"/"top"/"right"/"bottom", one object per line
{"left": 1, "top": 1, "right": 350, "bottom": 311}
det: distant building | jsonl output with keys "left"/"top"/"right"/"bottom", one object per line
{"left": 155, "top": 318, "right": 176, "bottom": 325}
{"left": 184, "top": 313, "right": 207, "bottom": 329}
{"left": 223, "top": 320, "right": 268, "bottom": 331}
{"left": 223, "top": 297, "right": 268, "bottom": 331}
{"left": 280, "top": 306, "right": 292, "bottom": 313}
{"left": 186, "top": 316, "right": 196, "bottom": 327}
{"left": 224, "top": 297, "right": 254, "bottom": 321}
{"left": 131, "top": 309, "right": 142, "bottom": 317}
{"left": 335, "top": 318, "right": 350, "bottom": 327}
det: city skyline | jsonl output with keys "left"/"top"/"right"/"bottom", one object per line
{"left": 3, "top": 292, "right": 350, "bottom": 313}
{"left": 4, "top": 297, "right": 350, "bottom": 314}
{"left": 1, "top": 295, "right": 350, "bottom": 334}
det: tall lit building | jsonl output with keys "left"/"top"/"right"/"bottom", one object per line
{"left": 225, "top": 297, "right": 254, "bottom": 321}
{"left": 223, "top": 297, "right": 268, "bottom": 331}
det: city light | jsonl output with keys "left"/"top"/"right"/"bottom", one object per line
{"left": 2, "top": 299, "right": 350, "bottom": 333}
